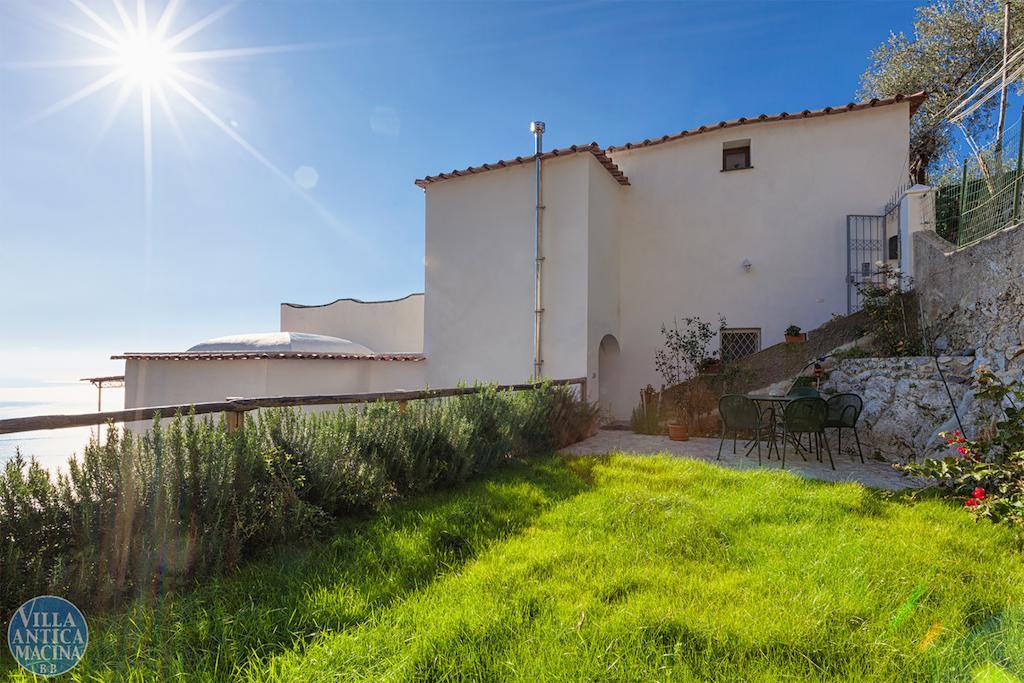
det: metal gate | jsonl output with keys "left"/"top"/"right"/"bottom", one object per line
{"left": 846, "top": 214, "right": 886, "bottom": 313}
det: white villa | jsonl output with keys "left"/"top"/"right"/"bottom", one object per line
{"left": 116, "top": 92, "right": 927, "bottom": 421}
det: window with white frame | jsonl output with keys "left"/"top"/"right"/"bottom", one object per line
{"left": 720, "top": 328, "right": 761, "bottom": 363}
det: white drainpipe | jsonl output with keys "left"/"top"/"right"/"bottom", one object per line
{"left": 530, "top": 121, "right": 545, "bottom": 380}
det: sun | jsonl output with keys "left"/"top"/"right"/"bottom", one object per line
{"left": 116, "top": 33, "right": 173, "bottom": 86}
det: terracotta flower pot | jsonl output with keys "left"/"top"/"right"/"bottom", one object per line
{"left": 668, "top": 422, "right": 689, "bottom": 441}
{"left": 785, "top": 333, "right": 807, "bottom": 343}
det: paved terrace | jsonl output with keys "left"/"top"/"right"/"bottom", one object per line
{"left": 560, "top": 431, "right": 922, "bottom": 491}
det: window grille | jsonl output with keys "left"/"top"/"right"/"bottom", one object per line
{"left": 721, "top": 328, "right": 761, "bottom": 363}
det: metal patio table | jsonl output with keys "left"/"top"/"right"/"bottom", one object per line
{"left": 744, "top": 393, "right": 808, "bottom": 461}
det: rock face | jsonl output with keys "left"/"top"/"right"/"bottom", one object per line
{"left": 820, "top": 356, "right": 974, "bottom": 462}
{"left": 915, "top": 227, "right": 1024, "bottom": 387}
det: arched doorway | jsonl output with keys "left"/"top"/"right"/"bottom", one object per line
{"left": 598, "top": 334, "right": 621, "bottom": 420}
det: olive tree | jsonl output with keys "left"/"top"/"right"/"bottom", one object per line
{"left": 859, "top": 0, "right": 1024, "bottom": 183}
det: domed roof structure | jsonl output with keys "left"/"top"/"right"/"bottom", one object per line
{"left": 186, "top": 332, "right": 374, "bottom": 355}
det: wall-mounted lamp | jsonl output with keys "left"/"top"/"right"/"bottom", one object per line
{"left": 741, "top": 259, "right": 752, "bottom": 272}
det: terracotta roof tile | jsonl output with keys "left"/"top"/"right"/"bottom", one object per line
{"left": 606, "top": 92, "right": 926, "bottom": 153}
{"left": 415, "top": 143, "right": 629, "bottom": 189}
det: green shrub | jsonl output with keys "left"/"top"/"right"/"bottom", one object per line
{"left": 0, "top": 383, "right": 593, "bottom": 614}
{"left": 900, "top": 366, "right": 1024, "bottom": 526}
{"left": 630, "top": 385, "right": 662, "bottom": 435}
{"left": 855, "top": 263, "right": 922, "bottom": 356}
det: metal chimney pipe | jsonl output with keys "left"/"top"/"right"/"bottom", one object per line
{"left": 530, "top": 121, "right": 545, "bottom": 380}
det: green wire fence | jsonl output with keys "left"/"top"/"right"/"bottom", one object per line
{"left": 935, "top": 109, "right": 1024, "bottom": 248}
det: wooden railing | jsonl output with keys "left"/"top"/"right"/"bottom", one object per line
{"left": 0, "top": 377, "right": 587, "bottom": 435}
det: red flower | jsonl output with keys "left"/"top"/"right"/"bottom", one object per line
{"left": 965, "top": 498, "right": 980, "bottom": 507}
{"left": 972, "top": 487, "right": 986, "bottom": 499}
{"left": 957, "top": 447, "right": 969, "bottom": 455}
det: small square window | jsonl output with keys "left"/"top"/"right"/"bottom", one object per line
{"left": 720, "top": 328, "right": 761, "bottom": 363}
{"left": 722, "top": 142, "right": 751, "bottom": 171}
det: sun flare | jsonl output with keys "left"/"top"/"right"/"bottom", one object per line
{"left": 17, "top": 0, "right": 342, "bottom": 232}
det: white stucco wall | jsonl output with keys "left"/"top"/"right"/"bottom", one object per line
{"left": 126, "top": 102, "right": 912, "bottom": 428}
{"left": 420, "top": 104, "right": 910, "bottom": 420}
{"left": 124, "top": 358, "right": 426, "bottom": 410}
{"left": 542, "top": 157, "right": 592, "bottom": 383}
{"left": 585, "top": 155, "right": 625, "bottom": 413}
{"left": 607, "top": 103, "right": 912, "bottom": 418}
{"left": 899, "top": 185, "right": 937, "bottom": 280}
{"left": 423, "top": 153, "right": 594, "bottom": 388}
{"left": 280, "top": 293, "right": 423, "bottom": 353}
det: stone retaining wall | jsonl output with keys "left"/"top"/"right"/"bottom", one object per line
{"left": 820, "top": 356, "right": 974, "bottom": 462}
{"left": 915, "top": 226, "right": 1024, "bottom": 384}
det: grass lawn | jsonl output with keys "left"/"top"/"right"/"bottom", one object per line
{"left": 4, "top": 453, "right": 1024, "bottom": 681}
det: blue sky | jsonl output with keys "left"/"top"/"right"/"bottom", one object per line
{"left": 0, "top": 0, "right": 918, "bottom": 382}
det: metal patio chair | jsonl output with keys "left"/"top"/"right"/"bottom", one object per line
{"left": 785, "top": 386, "right": 819, "bottom": 451}
{"left": 825, "top": 393, "right": 864, "bottom": 463}
{"left": 781, "top": 396, "right": 833, "bottom": 470}
{"left": 717, "top": 394, "right": 773, "bottom": 466}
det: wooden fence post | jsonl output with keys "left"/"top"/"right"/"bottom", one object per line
{"left": 225, "top": 410, "right": 245, "bottom": 433}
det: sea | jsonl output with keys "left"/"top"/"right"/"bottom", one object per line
{"left": 0, "top": 380, "right": 124, "bottom": 472}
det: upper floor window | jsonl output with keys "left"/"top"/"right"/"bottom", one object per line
{"left": 722, "top": 139, "right": 751, "bottom": 171}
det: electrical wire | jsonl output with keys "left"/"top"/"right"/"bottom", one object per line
{"left": 928, "top": 45, "right": 1006, "bottom": 123}
{"left": 950, "top": 57, "right": 1024, "bottom": 123}
{"left": 943, "top": 44, "right": 1024, "bottom": 120}
{"left": 917, "top": 42, "right": 1007, "bottom": 127}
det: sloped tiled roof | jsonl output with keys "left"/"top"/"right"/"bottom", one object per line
{"left": 606, "top": 92, "right": 927, "bottom": 152}
{"left": 414, "top": 92, "right": 926, "bottom": 189}
{"left": 415, "top": 143, "right": 629, "bottom": 188}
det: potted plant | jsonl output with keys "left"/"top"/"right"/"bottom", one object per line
{"left": 784, "top": 324, "right": 806, "bottom": 343}
{"left": 667, "top": 419, "right": 689, "bottom": 441}
{"left": 668, "top": 416, "right": 689, "bottom": 441}
{"left": 667, "top": 391, "right": 690, "bottom": 441}
{"left": 654, "top": 314, "right": 725, "bottom": 442}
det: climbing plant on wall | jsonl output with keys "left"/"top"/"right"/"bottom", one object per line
{"left": 857, "top": 263, "right": 923, "bottom": 356}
